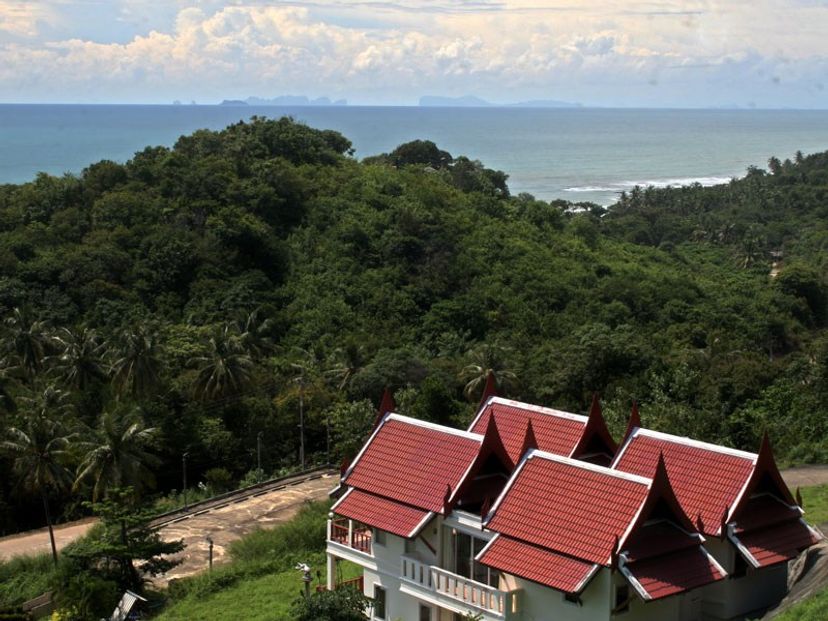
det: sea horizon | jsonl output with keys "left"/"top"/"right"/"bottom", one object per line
{"left": 3, "top": 104, "right": 828, "bottom": 205}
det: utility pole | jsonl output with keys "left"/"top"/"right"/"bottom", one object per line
{"left": 182, "top": 452, "right": 190, "bottom": 510}
{"left": 298, "top": 377, "right": 305, "bottom": 469}
{"left": 257, "top": 431, "right": 263, "bottom": 482}
{"left": 206, "top": 535, "right": 214, "bottom": 572}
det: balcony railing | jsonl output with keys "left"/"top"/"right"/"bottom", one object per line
{"left": 327, "top": 517, "right": 372, "bottom": 554}
{"left": 400, "top": 555, "right": 520, "bottom": 619}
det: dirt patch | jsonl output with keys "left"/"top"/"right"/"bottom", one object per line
{"left": 0, "top": 517, "right": 98, "bottom": 561}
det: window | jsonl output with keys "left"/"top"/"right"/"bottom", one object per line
{"left": 450, "top": 530, "right": 498, "bottom": 587}
{"left": 373, "top": 585, "right": 386, "bottom": 620}
{"left": 405, "top": 538, "right": 417, "bottom": 554}
{"left": 419, "top": 604, "right": 432, "bottom": 621}
{"left": 614, "top": 584, "right": 630, "bottom": 614}
{"left": 732, "top": 553, "right": 748, "bottom": 578}
{"left": 564, "top": 592, "right": 581, "bottom": 605}
{"left": 374, "top": 529, "right": 386, "bottom": 546}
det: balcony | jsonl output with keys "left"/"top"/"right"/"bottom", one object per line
{"left": 400, "top": 555, "right": 521, "bottom": 620}
{"left": 328, "top": 517, "right": 372, "bottom": 554}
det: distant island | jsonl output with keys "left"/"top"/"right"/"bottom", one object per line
{"left": 419, "top": 95, "right": 581, "bottom": 108}
{"left": 219, "top": 95, "right": 347, "bottom": 107}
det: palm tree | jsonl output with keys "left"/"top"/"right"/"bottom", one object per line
{"left": 0, "top": 357, "right": 19, "bottom": 414}
{"left": 110, "top": 325, "right": 164, "bottom": 399}
{"left": 234, "top": 309, "right": 274, "bottom": 360}
{"left": 3, "top": 307, "right": 51, "bottom": 380}
{"left": 51, "top": 327, "right": 107, "bottom": 390}
{"left": 19, "top": 384, "right": 74, "bottom": 421}
{"left": 74, "top": 404, "right": 160, "bottom": 501}
{"left": 326, "top": 340, "right": 369, "bottom": 393}
{"left": 460, "top": 344, "right": 518, "bottom": 401}
{"left": 189, "top": 325, "right": 254, "bottom": 401}
{"left": 1, "top": 414, "right": 76, "bottom": 563}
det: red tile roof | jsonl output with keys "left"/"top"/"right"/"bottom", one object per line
{"left": 470, "top": 398, "right": 586, "bottom": 464}
{"left": 731, "top": 519, "right": 821, "bottom": 568}
{"left": 733, "top": 495, "right": 802, "bottom": 532}
{"left": 485, "top": 452, "right": 650, "bottom": 564}
{"left": 344, "top": 415, "right": 481, "bottom": 513}
{"left": 332, "top": 489, "right": 431, "bottom": 538}
{"left": 477, "top": 535, "right": 598, "bottom": 594}
{"left": 613, "top": 429, "right": 756, "bottom": 536}
{"left": 624, "top": 547, "right": 726, "bottom": 601}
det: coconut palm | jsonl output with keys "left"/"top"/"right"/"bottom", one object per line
{"left": 19, "top": 383, "right": 75, "bottom": 421}
{"left": 110, "top": 325, "right": 164, "bottom": 399}
{"left": 0, "top": 357, "right": 19, "bottom": 413}
{"left": 460, "top": 344, "right": 518, "bottom": 400}
{"left": 51, "top": 326, "right": 107, "bottom": 390}
{"left": 189, "top": 325, "right": 254, "bottom": 401}
{"left": 326, "top": 340, "right": 369, "bottom": 393}
{"left": 74, "top": 404, "right": 160, "bottom": 501}
{"left": 235, "top": 309, "right": 274, "bottom": 360}
{"left": 3, "top": 306, "right": 51, "bottom": 380}
{"left": 1, "top": 413, "right": 76, "bottom": 563}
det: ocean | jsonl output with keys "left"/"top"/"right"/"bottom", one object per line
{"left": 2, "top": 104, "right": 828, "bottom": 205}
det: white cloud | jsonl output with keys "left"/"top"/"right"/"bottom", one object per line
{"left": 0, "top": 0, "right": 826, "bottom": 106}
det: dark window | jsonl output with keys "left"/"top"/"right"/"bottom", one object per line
{"left": 374, "top": 585, "right": 386, "bottom": 619}
{"left": 405, "top": 538, "right": 417, "bottom": 554}
{"left": 614, "top": 584, "right": 630, "bottom": 614}
{"left": 374, "top": 529, "right": 386, "bottom": 546}
{"left": 419, "top": 605, "right": 432, "bottom": 621}
{"left": 732, "top": 553, "right": 748, "bottom": 578}
{"left": 564, "top": 592, "right": 581, "bottom": 605}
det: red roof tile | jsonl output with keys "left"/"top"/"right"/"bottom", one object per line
{"left": 332, "top": 489, "right": 431, "bottom": 538}
{"left": 470, "top": 399, "right": 586, "bottom": 463}
{"left": 614, "top": 430, "right": 756, "bottom": 536}
{"left": 624, "top": 547, "right": 726, "bottom": 600}
{"left": 486, "top": 453, "right": 650, "bottom": 564}
{"left": 477, "top": 536, "right": 597, "bottom": 594}
{"left": 733, "top": 519, "right": 821, "bottom": 568}
{"left": 344, "top": 415, "right": 481, "bottom": 513}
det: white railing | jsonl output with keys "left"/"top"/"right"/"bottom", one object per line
{"left": 400, "top": 556, "right": 520, "bottom": 618}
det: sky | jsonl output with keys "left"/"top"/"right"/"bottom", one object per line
{"left": 0, "top": 0, "right": 826, "bottom": 108}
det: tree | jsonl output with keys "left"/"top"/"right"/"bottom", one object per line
{"left": 51, "top": 326, "right": 107, "bottom": 391}
{"left": 74, "top": 404, "right": 159, "bottom": 501}
{"left": 291, "top": 587, "right": 371, "bottom": 621}
{"left": 460, "top": 344, "right": 518, "bottom": 400}
{"left": 110, "top": 324, "right": 164, "bottom": 399}
{"left": 234, "top": 308, "right": 274, "bottom": 360}
{"left": 56, "top": 488, "right": 183, "bottom": 614}
{"left": 2, "top": 306, "right": 51, "bottom": 380}
{"left": 326, "top": 340, "right": 370, "bottom": 393}
{"left": 1, "top": 413, "right": 75, "bottom": 563}
{"left": 189, "top": 324, "right": 253, "bottom": 400}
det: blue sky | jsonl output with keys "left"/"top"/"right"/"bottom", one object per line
{"left": 1, "top": 0, "right": 826, "bottom": 107}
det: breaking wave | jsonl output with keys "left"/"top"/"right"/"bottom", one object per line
{"left": 564, "top": 175, "right": 734, "bottom": 193}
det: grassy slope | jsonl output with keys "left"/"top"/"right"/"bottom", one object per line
{"left": 772, "top": 589, "right": 828, "bottom": 621}
{"left": 801, "top": 484, "right": 828, "bottom": 526}
{"left": 0, "top": 553, "right": 55, "bottom": 609}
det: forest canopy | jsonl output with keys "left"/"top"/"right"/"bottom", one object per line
{"left": 1, "top": 116, "right": 828, "bottom": 535}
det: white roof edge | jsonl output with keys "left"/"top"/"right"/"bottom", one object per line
{"left": 488, "top": 396, "right": 589, "bottom": 423}
{"left": 408, "top": 511, "right": 436, "bottom": 539}
{"left": 474, "top": 532, "right": 501, "bottom": 561}
{"left": 530, "top": 448, "right": 652, "bottom": 486}
{"left": 484, "top": 450, "right": 534, "bottom": 526}
{"left": 575, "top": 564, "right": 601, "bottom": 594}
{"left": 466, "top": 395, "right": 497, "bottom": 432}
{"left": 385, "top": 412, "right": 484, "bottom": 441}
{"left": 632, "top": 427, "right": 758, "bottom": 461}
{"left": 330, "top": 487, "right": 354, "bottom": 513}
{"left": 618, "top": 555, "right": 652, "bottom": 601}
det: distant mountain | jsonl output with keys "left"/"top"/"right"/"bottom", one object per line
{"left": 219, "top": 99, "right": 248, "bottom": 106}
{"left": 419, "top": 95, "right": 581, "bottom": 108}
{"left": 244, "top": 96, "right": 347, "bottom": 106}
{"left": 419, "top": 95, "right": 491, "bottom": 107}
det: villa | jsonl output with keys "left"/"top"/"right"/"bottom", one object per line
{"left": 324, "top": 380, "right": 821, "bottom": 621}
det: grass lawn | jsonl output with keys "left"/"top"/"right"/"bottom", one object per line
{"left": 801, "top": 484, "right": 828, "bottom": 526}
{"left": 771, "top": 587, "right": 828, "bottom": 621}
{"left": 154, "top": 500, "right": 363, "bottom": 620}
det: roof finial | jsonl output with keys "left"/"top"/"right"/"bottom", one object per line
{"left": 619, "top": 400, "right": 642, "bottom": 448}
{"left": 482, "top": 413, "right": 514, "bottom": 469}
{"left": 796, "top": 486, "right": 804, "bottom": 508}
{"left": 479, "top": 371, "right": 498, "bottom": 407}
{"left": 339, "top": 456, "right": 351, "bottom": 478}
{"left": 373, "top": 387, "right": 396, "bottom": 429}
{"left": 518, "top": 419, "right": 538, "bottom": 460}
{"left": 720, "top": 505, "right": 730, "bottom": 540}
{"left": 443, "top": 484, "right": 453, "bottom": 515}
{"left": 696, "top": 512, "right": 705, "bottom": 534}
{"left": 611, "top": 534, "right": 620, "bottom": 570}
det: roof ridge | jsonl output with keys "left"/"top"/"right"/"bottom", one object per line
{"left": 489, "top": 397, "right": 589, "bottom": 422}
{"left": 528, "top": 448, "right": 652, "bottom": 485}
{"left": 385, "top": 412, "right": 484, "bottom": 441}
{"left": 632, "top": 427, "right": 757, "bottom": 461}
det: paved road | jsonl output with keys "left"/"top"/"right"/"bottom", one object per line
{"left": 155, "top": 473, "right": 336, "bottom": 584}
{"left": 1, "top": 465, "right": 827, "bottom": 567}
